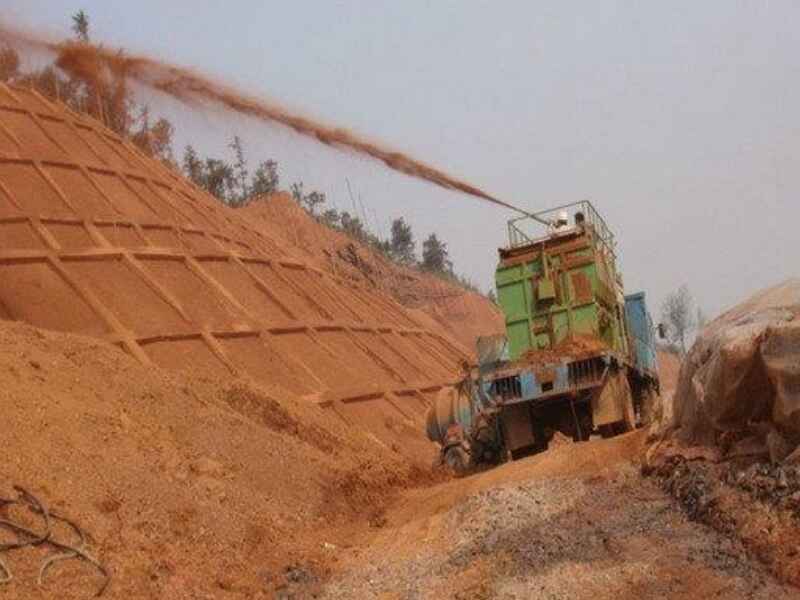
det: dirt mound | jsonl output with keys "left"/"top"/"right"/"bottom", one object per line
{"left": 0, "top": 319, "right": 436, "bottom": 598}
{"left": 241, "top": 193, "right": 506, "bottom": 352}
{"left": 0, "top": 82, "right": 472, "bottom": 453}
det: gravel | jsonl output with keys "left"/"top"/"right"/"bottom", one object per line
{"left": 319, "top": 464, "right": 796, "bottom": 599}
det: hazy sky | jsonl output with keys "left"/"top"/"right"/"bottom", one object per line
{"left": 5, "top": 1, "right": 799, "bottom": 318}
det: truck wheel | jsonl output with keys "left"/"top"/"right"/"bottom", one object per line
{"left": 444, "top": 446, "right": 470, "bottom": 475}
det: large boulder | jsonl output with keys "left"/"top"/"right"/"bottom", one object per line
{"left": 662, "top": 279, "right": 800, "bottom": 455}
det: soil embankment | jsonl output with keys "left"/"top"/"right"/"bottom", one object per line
{"left": 242, "top": 193, "right": 506, "bottom": 352}
{"left": 0, "top": 81, "right": 468, "bottom": 469}
{"left": 0, "top": 320, "right": 435, "bottom": 598}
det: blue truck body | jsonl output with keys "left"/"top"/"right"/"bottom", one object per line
{"left": 624, "top": 291, "right": 658, "bottom": 377}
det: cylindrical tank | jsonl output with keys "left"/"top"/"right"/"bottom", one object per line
{"left": 425, "top": 385, "right": 475, "bottom": 444}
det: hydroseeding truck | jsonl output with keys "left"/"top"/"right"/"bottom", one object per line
{"left": 425, "top": 201, "right": 661, "bottom": 472}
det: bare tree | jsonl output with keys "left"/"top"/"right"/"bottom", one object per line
{"left": 661, "top": 284, "right": 695, "bottom": 355}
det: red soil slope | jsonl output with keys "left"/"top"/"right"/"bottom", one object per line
{"left": 241, "top": 193, "right": 506, "bottom": 352}
{"left": 0, "top": 320, "right": 433, "bottom": 598}
{"left": 0, "top": 82, "right": 468, "bottom": 444}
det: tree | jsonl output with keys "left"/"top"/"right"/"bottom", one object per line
{"left": 290, "top": 182, "right": 326, "bottom": 216}
{"left": 250, "top": 160, "right": 279, "bottom": 197}
{"left": 661, "top": 285, "right": 695, "bottom": 355}
{"left": 148, "top": 117, "right": 175, "bottom": 165}
{"left": 290, "top": 182, "right": 303, "bottom": 203}
{"left": 0, "top": 46, "right": 20, "bottom": 82}
{"left": 131, "top": 106, "right": 175, "bottom": 164}
{"left": 319, "top": 208, "right": 341, "bottom": 228}
{"left": 203, "top": 158, "right": 235, "bottom": 202}
{"left": 421, "top": 233, "right": 452, "bottom": 273}
{"left": 182, "top": 145, "right": 204, "bottom": 187}
{"left": 305, "top": 191, "right": 326, "bottom": 215}
{"left": 71, "top": 10, "right": 91, "bottom": 43}
{"left": 228, "top": 136, "right": 249, "bottom": 205}
{"left": 339, "top": 211, "right": 367, "bottom": 241}
{"left": 390, "top": 217, "right": 415, "bottom": 265}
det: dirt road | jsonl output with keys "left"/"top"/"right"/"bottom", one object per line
{"left": 305, "top": 433, "right": 797, "bottom": 599}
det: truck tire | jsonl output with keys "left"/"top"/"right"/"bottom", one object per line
{"left": 444, "top": 446, "right": 470, "bottom": 475}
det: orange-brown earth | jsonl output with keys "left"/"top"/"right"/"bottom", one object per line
{"left": 319, "top": 432, "right": 797, "bottom": 599}
{"left": 0, "top": 82, "right": 462, "bottom": 598}
{"left": 0, "top": 320, "right": 440, "bottom": 599}
{"left": 0, "top": 81, "right": 473, "bottom": 467}
{"left": 241, "top": 193, "right": 506, "bottom": 352}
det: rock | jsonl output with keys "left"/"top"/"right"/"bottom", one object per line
{"left": 669, "top": 280, "right": 800, "bottom": 446}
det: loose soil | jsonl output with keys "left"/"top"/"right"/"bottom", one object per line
{"left": 0, "top": 320, "right": 436, "bottom": 599}
{"left": 2, "top": 321, "right": 797, "bottom": 599}
{"left": 316, "top": 433, "right": 799, "bottom": 599}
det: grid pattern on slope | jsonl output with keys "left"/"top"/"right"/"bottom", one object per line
{"left": 0, "top": 83, "right": 464, "bottom": 408}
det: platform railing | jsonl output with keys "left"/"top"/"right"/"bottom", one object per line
{"left": 505, "top": 200, "right": 616, "bottom": 257}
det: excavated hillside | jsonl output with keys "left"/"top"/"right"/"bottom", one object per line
{"left": 0, "top": 81, "right": 479, "bottom": 597}
{"left": 241, "top": 194, "right": 506, "bottom": 352}
{"left": 0, "top": 320, "right": 439, "bottom": 598}
{"left": 0, "top": 82, "right": 470, "bottom": 458}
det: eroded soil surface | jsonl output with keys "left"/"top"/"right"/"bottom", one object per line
{"left": 303, "top": 433, "right": 798, "bottom": 600}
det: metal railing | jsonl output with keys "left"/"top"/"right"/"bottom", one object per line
{"left": 505, "top": 200, "right": 616, "bottom": 257}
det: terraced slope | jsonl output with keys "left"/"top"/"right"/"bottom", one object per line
{"left": 0, "top": 83, "right": 465, "bottom": 431}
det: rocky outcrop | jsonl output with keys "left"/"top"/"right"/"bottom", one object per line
{"left": 655, "top": 279, "right": 800, "bottom": 461}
